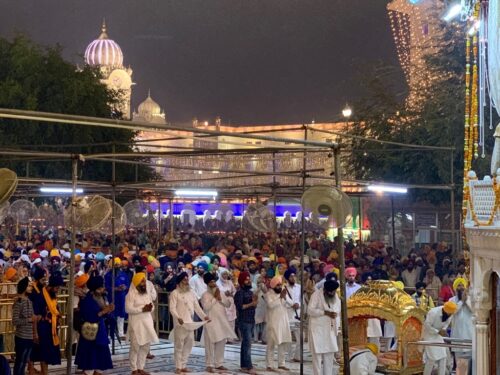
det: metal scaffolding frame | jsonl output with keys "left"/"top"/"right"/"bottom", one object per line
{"left": 0, "top": 108, "right": 458, "bottom": 375}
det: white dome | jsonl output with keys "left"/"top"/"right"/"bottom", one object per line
{"left": 84, "top": 21, "right": 124, "bottom": 68}
{"left": 138, "top": 91, "right": 161, "bottom": 116}
{"left": 136, "top": 90, "right": 166, "bottom": 123}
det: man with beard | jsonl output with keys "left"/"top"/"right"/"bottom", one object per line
{"left": 247, "top": 259, "right": 259, "bottom": 289}
{"left": 422, "top": 301, "right": 457, "bottom": 375}
{"left": 75, "top": 275, "right": 115, "bottom": 375}
{"left": 411, "top": 282, "right": 435, "bottom": 313}
{"left": 216, "top": 270, "right": 237, "bottom": 336}
{"left": 283, "top": 268, "right": 301, "bottom": 363}
{"left": 169, "top": 272, "right": 209, "bottom": 374}
{"left": 201, "top": 272, "right": 237, "bottom": 373}
{"left": 449, "top": 278, "right": 473, "bottom": 374}
{"left": 30, "top": 271, "right": 64, "bottom": 375}
{"left": 401, "top": 261, "right": 419, "bottom": 291}
{"left": 125, "top": 272, "right": 159, "bottom": 375}
{"left": 265, "top": 276, "right": 292, "bottom": 371}
{"left": 234, "top": 271, "right": 258, "bottom": 374}
{"left": 189, "top": 262, "right": 208, "bottom": 300}
{"left": 308, "top": 279, "right": 340, "bottom": 375}
{"left": 105, "top": 257, "right": 130, "bottom": 339}
{"left": 345, "top": 267, "right": 361, "bottom": 299}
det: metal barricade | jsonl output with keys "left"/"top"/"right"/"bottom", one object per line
{"left": 0, "top": 282, "right": 70, "bottom": 356}
{"left": 405, "top": 338, "right": 472, "bottom": 374}
{"left": 156, "top": 289, "right": 172, "bottom": 337}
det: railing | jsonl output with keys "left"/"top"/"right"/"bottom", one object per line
{"left": 0, "top": 282, "right": 70, "bottom": 356}
{"left": 405, "top": 338, "right": 472, "bottom": 369}
{"left": 2, "top": 285, "right": 179, "bottom": 355}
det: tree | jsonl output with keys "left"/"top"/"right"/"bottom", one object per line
{"left": 0, "top": 35, "right": 155, "bottom": 183}
{"left": 345, "top": 22, "right": 494, "bottom": 204}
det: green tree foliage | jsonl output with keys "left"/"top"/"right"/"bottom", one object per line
{"left": 346, "top": 24, "right": 494, "bottom": 204}
{"left": 0, "top": 35, "right": 155, "bottom": 182}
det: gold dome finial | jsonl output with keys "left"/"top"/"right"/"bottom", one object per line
{"left": 99, "top": 18, "right": 108, "bottom": 39}
{"left": 148, "top": 88, "right": 151, "bottom": 98}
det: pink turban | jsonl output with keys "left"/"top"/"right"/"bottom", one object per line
{"left": 345, "top": 267, "right": 357, "bottom": 277}
{"left": 270, "top": 275, "right": 282, "bottom": 289}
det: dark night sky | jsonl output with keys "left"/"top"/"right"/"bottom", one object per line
{"left": 0, "top": 0, "right": 402, "bottom": 124}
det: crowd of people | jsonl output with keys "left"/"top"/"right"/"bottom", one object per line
{"left": 0, "top": 228, "right": 472, "bottom": 375}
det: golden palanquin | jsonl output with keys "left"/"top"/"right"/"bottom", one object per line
{"left": 347, "top": 280, "right": 425, "bottom": 374}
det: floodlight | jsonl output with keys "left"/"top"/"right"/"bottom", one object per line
{"left": 174, "top": 189, "right": 218, "bottom": 198}
{"left": 342, "top": 105, "right": 352, "bottom": 119}
{"left": 40, "top": 187, "right": 83, "bottom": 194}
{"left": 443, "top": 4, "right": 462, "bottom": 22}
{"left": 367, "top": 185, "right": 408, "bottom": 194}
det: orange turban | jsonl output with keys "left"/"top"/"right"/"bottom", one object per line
{"left": 443, "top": 301, "right": 457, "bottom": 315}
{"left": 4, "top": 268, "right": 17, "bottom": 281}
{"left": 75, "top": 273, "right": 90, "bottom": 288}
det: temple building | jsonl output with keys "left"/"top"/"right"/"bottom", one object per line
{"left": 84, "top": 20, "right": 134, "bottom": 119}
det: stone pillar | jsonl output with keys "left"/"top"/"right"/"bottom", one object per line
{"left": 474, "top": 308, "right": 490, "bottom": 375}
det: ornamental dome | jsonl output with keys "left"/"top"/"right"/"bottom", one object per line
{"left": 135, "top": 90, "right": 166, "bottom": 123}
{"left": 84, "top": 20, "right": 124, "bottom": 68}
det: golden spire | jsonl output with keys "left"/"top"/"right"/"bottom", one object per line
{"left": 99, "top": 18, "right": 108, "bottom": 39}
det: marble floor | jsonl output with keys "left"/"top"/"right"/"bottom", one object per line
{"left": 44, "top": 339, "right": 322, "bottom": 374}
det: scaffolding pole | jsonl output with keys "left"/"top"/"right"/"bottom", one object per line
{"left": 65, "top": 155, "right": 79, "bottom": 375}
{"left": 334, "top": 147, "right": 350, "bottom": 375}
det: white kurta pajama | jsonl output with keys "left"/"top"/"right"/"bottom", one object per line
{"left": 421, "top": 306, "right": 453, "bottom": 375}
{"left": 169, "top": 288, "right": 207, "bottom": 370}
{"left": 216, "top": 278, "right": 237, "bottom": 330}
{"left": 449, "top": 295, "right": 473, "bottom": 375}
{"left": 200, "top": 289, "right": 237, "bottom": 368}
{"left": 265, "top": 290, "right": 292, "bottom": 369}
{"left": 285, "top": 282, "right": 302, "bottom": 361}
{"left": 308, "top": 289, "right": 341, "bottom": 375}
{"left": 125, "top": 285, "right": 159, "bottom": 372}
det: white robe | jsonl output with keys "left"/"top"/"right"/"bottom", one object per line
{"left": 189, "top": 274, "right": 207, "bottom": 300}
{"left": 421, "top": 306, "right": 453, "bottom": 361}
{"left": 307, "top": 289, "right": 340, "bottom": 354}
{"left": 125, "top": 285, "right": 159, "bottom": 347}
{"left": 449, "top": 295, "right": 473, "bottom": 356}
{"left": 285, "top": 282, "right": 301, "bottom": 327}
{"left": 265, "top": 290, "right": 292, "bottom": 345}
{"left": 200, "top": 289, "right": 237, "bottom": 343}
{"left": 350, "top": 350, "right": 378, "bottom": 375}
{"left": 255, "top": 288, "right": 267, "bottom": 325}
{"left": 216, "top": 278, "right": 237, "bottom": 322}
{"left": 169, "top": 288, "right": 206, "bottom": 326}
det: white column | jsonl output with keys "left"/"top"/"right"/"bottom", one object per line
{"left": 473, "top": 309, "right": 490, "bottom": 375}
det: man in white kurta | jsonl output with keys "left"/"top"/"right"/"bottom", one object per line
{"left": 265, "top": 276, "right": 292, "bottom": 371}
{"left": 169, "top": 272, "right": 209, "bottom": 374}
{"left": 422, "top": 301, "right": 457, "bottom": 375}
{"left": 189, "top": 265, "right": 208, "bottom": 300}
{"left": 201, "top": 272, "right": 237, "bottom": 372}
{"left": 284, "top": 268, "right": 301, "bottom": 362}
{"left": 349, "top": 344, "right": 379, "bottom": 375}
{"left": 449, "top": 278, "right": 473, "bottom": 374}
{"left": 308, "top": 280, "right": 340, "bottom": 375}
{"left": 216, "top": 270, "right": 237, "bottom": 334}
{"left": 125, "top": 272, "right": 159, "bottom": 374}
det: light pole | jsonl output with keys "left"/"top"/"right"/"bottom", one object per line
{"left": 342, "top": 104, "right": 352, "bottom": 132}
{"left": 367, "top": 185, "right": 408, "bottom": 249}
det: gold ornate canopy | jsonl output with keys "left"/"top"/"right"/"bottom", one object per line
{"left": 347, "top": 280, "right": 425, "bottom": 325}
{"left": 347, "top": 280, "right": 425, "bottom": 374}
